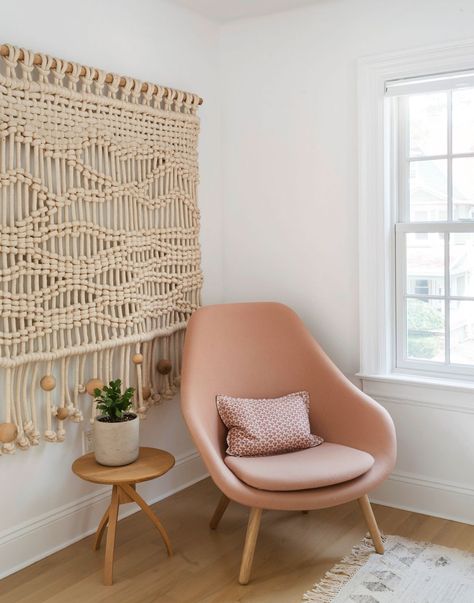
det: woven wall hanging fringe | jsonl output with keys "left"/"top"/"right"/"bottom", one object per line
{"left": 0, "top": 44, "right": 203, "bottom": 454}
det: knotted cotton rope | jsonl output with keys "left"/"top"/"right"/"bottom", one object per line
{"left": 0, "top": 44, "right": 202, "bottom": 453}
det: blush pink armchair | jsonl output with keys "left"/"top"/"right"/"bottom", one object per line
{"left": 181, "top": 302, "right": 396, "bottom": 584}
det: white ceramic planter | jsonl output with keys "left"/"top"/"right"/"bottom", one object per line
{"left": 94, "top": 413, "right": 139, "bottom": 466}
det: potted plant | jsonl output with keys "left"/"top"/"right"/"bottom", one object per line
{"left": 93, "top": 379, "right": 139, "bottom": 466}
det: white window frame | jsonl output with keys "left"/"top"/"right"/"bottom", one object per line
{"left": 394, "top": 90, "right": 474, "bottom": 379}
{"left": 358, "top": 38, "right": 474, "bottom": 383}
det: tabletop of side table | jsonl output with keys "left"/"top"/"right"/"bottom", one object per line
{"left": 72, "top": 446, "right": 175, "bottom": 484}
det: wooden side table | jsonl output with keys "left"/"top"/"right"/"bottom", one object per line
{"left": 72, "top": 446, "right": 175, "bottom": 585}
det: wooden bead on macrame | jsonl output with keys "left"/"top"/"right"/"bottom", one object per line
{"left": 0, "top": 422, "right": 18, "bottom": 443}
{"left": 86, "top": 378, "right": 104, "bottom": 396}
{"left": 56, "top": 407, "right": 69, "bottom": 420}
{"left": 157, "top": 359, "right": 172, "bottom": 375}
{"left": 40, "top": 375, "right": 56, "bottom": 391}
{"left": 142, "top": 385, "right": 152, "bottom": 400}
{"left": 132, "top": 353, "right": 144, "bottom": 365}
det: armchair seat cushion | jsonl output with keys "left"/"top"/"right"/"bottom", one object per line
{"left": 224, "top": 442, "right": 375, "bottom": 492}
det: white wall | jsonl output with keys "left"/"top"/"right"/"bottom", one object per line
{"left": 219, "top": 0, "right": 474, "bottom": 524}
{"left": 220, "top": 0, "right": 474, "bottom": 375}
{"left": 0, "top": 0, "right": 220, "bottom": 577}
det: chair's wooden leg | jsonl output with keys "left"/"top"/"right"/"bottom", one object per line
{"left": 120, "top": 483, "right": 173, "bottom": 557}
{"left": 210, "top": 494, "right": 230, "bottom": 530}
{"left": 239, "top": 508, "right": 262, "bottom": 585}
{"left": 104, "top": 485, "right": 120, "bottom": 585}
{"left": 93, "top": 506, "right": 110, "bottom": 551}
{"left": 358, "top": 494, "right": 384, "bottom": 554}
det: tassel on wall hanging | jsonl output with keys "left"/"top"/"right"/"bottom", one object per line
{"left": 0, "top": 44, "right": 203, "bottom": 453}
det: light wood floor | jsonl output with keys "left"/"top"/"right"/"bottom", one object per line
{"left": 2, "top": 478, "right": 474, "bottom": 603}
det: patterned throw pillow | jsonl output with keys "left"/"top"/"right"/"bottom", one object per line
{"left": 216, "top": 391, "right": 324, "bottom": 457}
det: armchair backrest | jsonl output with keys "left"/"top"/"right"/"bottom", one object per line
{"left": 181, "top": 303, "right": 355, "bottom": 465}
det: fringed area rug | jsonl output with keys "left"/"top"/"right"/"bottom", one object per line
{"left": 303, "top": 535, "right": 474, "bottom": 602}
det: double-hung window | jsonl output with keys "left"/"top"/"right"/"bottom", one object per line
{"left": 388, "top": 72, "right": 474, "bottom": 377}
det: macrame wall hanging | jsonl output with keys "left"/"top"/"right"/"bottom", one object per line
{"left": 0, "top": 44, "right": 203, "bottom": 454}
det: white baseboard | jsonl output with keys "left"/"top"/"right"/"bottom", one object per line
{"left": 371, "top": 470, "right": 474, "bottom": 526}
{"left": 0, "top": 449, "right": 208, "bottom": 580}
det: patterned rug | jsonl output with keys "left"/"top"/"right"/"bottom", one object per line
{"left": 303, "top": 535, "right": 474, "bottom": 602}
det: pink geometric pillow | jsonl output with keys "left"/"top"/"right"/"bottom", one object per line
{"left": 216, "top": 391, "right": 324, "bottom": 457}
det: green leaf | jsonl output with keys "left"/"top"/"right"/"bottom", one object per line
{"left": 95, "top": 379, "right": 135, "bottom": 421}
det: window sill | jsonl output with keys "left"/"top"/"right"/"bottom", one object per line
{"left": 356, "top": 372, "right": 474, "bottom": 414}
{"left": 357, "top": 372, "right": 474, "bottom": 393}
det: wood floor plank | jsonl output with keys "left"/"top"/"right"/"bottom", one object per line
{"left": 1, "top": 478, "right": 473, "bottom": 603}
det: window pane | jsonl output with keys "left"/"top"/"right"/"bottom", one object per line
{"left": 452, "top": 88, "right": 474, "bottom": 154}
{"left": 406, "top": 232, "right": 444, "bottom": 295}
{"left": 409, "top": 92, "right": 447, "bottom": 157}
{"left": 453, "top": 157, "right": 474, "bottom": 221}
{"left": 407, "top": 298, "right": 445, "bottom": 361}
{"left": 450, "top": 300, "right": 474, "bottom": 364}
{"left": 450, "top": 233, "right": 474, "bottom": 296}
{"left": 409, "top": 160, "right": 447, "bottom": 221}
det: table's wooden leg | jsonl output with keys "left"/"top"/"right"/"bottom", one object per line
{"left": 93, "top": 506, "right": 110, "bottom": 551}
{"left": 118, "top": 483, "right": 136, "bottom": 504}
{"left": 120, "top": 483, "right": 173, "bottom": 557}
{"left": 104, "top": 485, "right": 120, "bottom": 586}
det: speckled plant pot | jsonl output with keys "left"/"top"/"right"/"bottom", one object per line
{"left": 94, "top": 413, "right": 139, "bottom": 466}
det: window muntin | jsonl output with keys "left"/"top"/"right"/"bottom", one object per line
{"left": 394, "top": 82, "right": 474, "bottom": 377}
